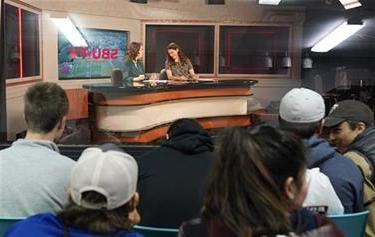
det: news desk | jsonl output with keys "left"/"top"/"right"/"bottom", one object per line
{"left": 83, "top": 79, "right": 259, "bottom": 143}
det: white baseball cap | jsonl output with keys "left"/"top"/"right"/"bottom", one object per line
{"left": 279, "top": 88, "right": 325, "bottom": 123}
{"left": 69, "top": 145, "right": 138, "bottom": 210}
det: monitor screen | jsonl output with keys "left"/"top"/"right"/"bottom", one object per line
{"left": 58, "top": 28, "right": 128, "bottom": 79}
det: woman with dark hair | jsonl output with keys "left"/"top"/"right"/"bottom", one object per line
{"left": 5, "top": 145, "right": 143, "bottom": 237}
{"left": 165, "top": 42, "right": 197, "bottom": 81}
{"left": 179, "top": 125, "right": 343, "bottom": 237}
{"left": 123, "top": 42, "right": 152, "bottom": 83}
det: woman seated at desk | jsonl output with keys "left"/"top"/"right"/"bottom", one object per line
{"left": 123, "top": 42, "right": 147, "bottom": 83}
{"left": 165, "top": 42, "right": 198, "bottom": 81}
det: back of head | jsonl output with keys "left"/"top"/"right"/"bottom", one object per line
{"left": 165, "top": 118, "right": 213, "bottom": 153}
{"left": 167, "top": 118, "right": 207, "bottom": 138}
{"left": 24, "top": 82, "right": 69, "bottom": 133}
{"left": 325, "top": 99, "right": 374, "bottom": 128}
{"left": 204, "top": 125, "right": 306, "bottom": 237}
{"left": 58, "top": 144, "right": 138, "bottom": 234}
{"left": 111, "top": 68, "right": 123, "bottom": 87}
{"left": 279, "top": 88, "right": 325, "bottom": 138}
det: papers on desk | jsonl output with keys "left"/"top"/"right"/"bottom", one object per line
{"left": 143, "top": 80, "right": 168, "bottom": 83}
{"left": 197, "top": 78, "right": 217, "bottom": 82}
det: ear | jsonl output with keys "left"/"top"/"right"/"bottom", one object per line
{"left": 317, "top": 119, "right": 325, "bottom": 135}
{"left": 57, "top": 116, "right": 67, "bottom": 130}
{"left": 284, "top": 177, "right": 297, "bottom": 201}
{"left": 356, "top": 122, "right": 366, "bottom": 134}
{"left": 128, "top": 192, "right": 141, "bottom": 225}
{"left": 130, "top": 192, "right": 140, "bottom": 210}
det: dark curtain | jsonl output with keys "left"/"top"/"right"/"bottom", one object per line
{"left": 0, "top": 0, "right": 7, "bottom": 142}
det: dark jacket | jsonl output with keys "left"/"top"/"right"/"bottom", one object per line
{"left": 304, "top": 136, "right": 363, "bottom": 213}
{"left": 348, "top": 126, "right": 375, "bottom": 181}
{"left": 122, "top": 58, "right": 145, "bottom": 83}
{"left": 136, "top": 121, "right": 214, "bottom": 228}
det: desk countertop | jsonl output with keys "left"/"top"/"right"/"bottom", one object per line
{"left": 83, "top": 79, "right": 258, "bottom": 94}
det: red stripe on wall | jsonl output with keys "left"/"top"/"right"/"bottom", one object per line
{"left": 18, "top": 7, "right": 23, "bottom": 78}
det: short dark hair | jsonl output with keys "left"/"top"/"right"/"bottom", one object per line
{"left": 346, "top": 120, "right": 362, "bottom": 130}
{"left": 278, "top": 116, "right": 320, "bottom": 139}
{"left": 24, "top": 82, "right": 69, "bottom": 133}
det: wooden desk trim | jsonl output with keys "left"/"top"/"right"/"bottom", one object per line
{"left": 93, "top": 87, "right": 252, "bottom": 106}
{"left": 93, "top": 115, "right": 251, "bottom": 143}
{"left": 65, "top": 88, "right": 89, "bottom": 120}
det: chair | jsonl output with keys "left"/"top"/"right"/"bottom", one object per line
{"left": 132, "top": 225, "right": 179, "bottom": 237}
{"left": 159, "top": 69, "right": 168, "bottom": 81}
{"left": 111, "top": 68, "right": 123, "bottom": 87}
{"left": 329, "top": 210, "right": 369, "bottom": 237}
{"left": 0, "top": 217, "right": 24, "bottom": 236}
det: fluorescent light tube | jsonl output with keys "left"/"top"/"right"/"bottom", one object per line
{"left": 343, "top": 2, "right": 362, "bottom": 9}
{"left": 311, "top": 22, "right": 364, "bottom": 53}
{"left": 51, "top": 17, "right": 88, "bottom": 47}
{"left": 259, "top": 0, "right": 281, "bottom": 5}
{"left": 339, "top": 0, "right": 357, "bottom": 4}
{"left": 338, "top": 0, "right": 362, "bottom": 9}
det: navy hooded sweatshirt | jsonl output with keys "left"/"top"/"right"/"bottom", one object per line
{"left": 136, "top": 119, "right": 214, "bottom": 228}
{"left": 304, "top": 136, "right": 364, "bottom": 213}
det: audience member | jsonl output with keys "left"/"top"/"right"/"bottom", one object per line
{"left": 278, "top": 88, "right": 363, "bottom": 213}
{"left": 325, "top": 99, "right": 375, "bottom": 236}
{"left": 5, "top": 144, "right": 143, "bottom": 237}
{"left": 0, "top": 82, "right": 75, "bottom": 216}
{"left": 165, "top": 42, "right": 198, "bottom": 81}
{"left": 137, "top": 118, "right": 214, "bottom": 227}
{"left": 179, "top": 126, "right": 343, "bottom": 237}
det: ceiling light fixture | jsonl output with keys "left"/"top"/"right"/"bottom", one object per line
{"left": 264, "top": 51, "right": 273, "bottom": 68}
{"left": 258, "top": 0, "right": 281, "bottom": 5}
{"left": 338, "top": 0, "right": 362, "bottom": 10}
{"left": 311, "top": 21, "right": 364, "bottom": 53}
{"left": 51, "top": 16, "right": 88, "bottom": 47}
{"left": 282, "top": 52, "right": 292, "bottom": 68}
{"left": 302, "top": 53, "right": 313, "bottom": 69}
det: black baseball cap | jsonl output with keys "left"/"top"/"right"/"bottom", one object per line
{"left": 325, "top": 100, "right": 374, "bottom": 128}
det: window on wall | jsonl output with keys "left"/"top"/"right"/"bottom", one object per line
{"left": 145, "top": 24, "right": 291, "bottom": 76}
{"left": 4, "top": 2, "right": 40, "bottom": 81}
{"left": 219, "top": 25, "right": 290, "bottom": 75}
{"left": 145, "top": 25, "right": 215, "bottom": 74}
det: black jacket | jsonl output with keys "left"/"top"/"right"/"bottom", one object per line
{"left": 136, "top": 121, "right": 214, "bottom": 228}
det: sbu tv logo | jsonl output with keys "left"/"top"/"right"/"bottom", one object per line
{"left": 69, "top": 47, "right": 119, "bottom": 60}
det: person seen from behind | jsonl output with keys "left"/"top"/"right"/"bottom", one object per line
{"left": 5, "top": 144, "right": 143, "bottom": 237}
{"left": 0, "top": 82, "right": 75, "bottom": 216}
{"left": 278, "top": 88, "right": 363, "bottom": 213}
{"left": 179, "top": 125, "right": 343, "bottom": 237}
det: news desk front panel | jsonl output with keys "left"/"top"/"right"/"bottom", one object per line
{"left": 83, "top": 79, "right": 259, "bottom": 143}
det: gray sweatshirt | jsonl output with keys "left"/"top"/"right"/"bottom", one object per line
{"left": 0, "top": 139, "right": 75, "bottom": 217}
